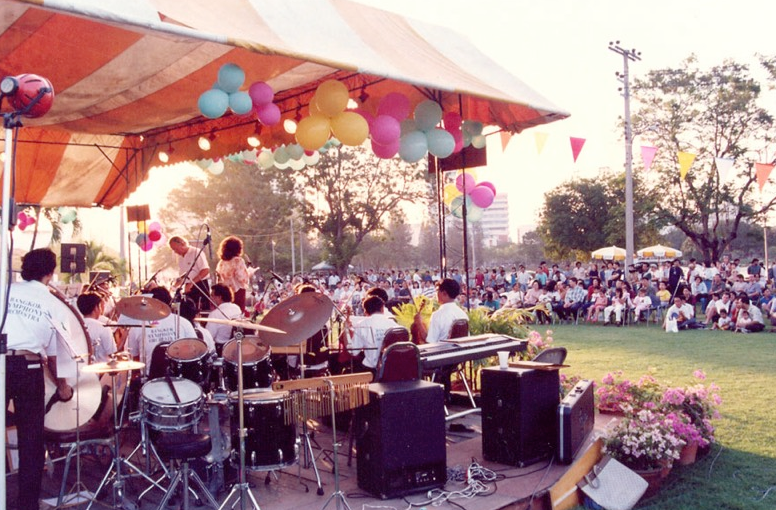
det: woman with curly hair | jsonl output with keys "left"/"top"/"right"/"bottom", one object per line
{"left": 216, "top": 235, "right": 251, "bottom": 312}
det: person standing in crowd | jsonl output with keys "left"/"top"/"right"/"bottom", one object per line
{"left": 668, "top": 259, "right": 684, "bottom": 295}
{"left": 3, "top": 248, "right": 73, "bottom": 510}
{"left": 216, "top": 235, "right": 251, "bottom": 313}
{"left": 169, "top": 235, "right": 212, "bottom": 312}
{"left": 77, "top": 291, "right": 117, "bottom": 362}
{"left": 206, "top": 283, "right": 243, "bottom": 354}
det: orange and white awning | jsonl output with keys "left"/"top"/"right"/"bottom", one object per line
{"left": 0, "top": 0, "right": 569, "bottom": 208}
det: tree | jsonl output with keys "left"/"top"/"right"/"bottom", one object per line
{"left": 537, "top": 171, "right": 660, "bottom": 260}
{"left": 631, "top": 56, "right": 776, "bottom": 263}
{"left": 294, "top": 145, "right": 431, "bottom": 274}
{"left": 158, "top": 160, "right": 298, "bottom": 274}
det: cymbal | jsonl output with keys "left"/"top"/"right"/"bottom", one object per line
{"left": 195, "top": 317, "right": 286, "bottom": 335}
{"left": 116, "top": 295, "right": 171, "bottom": 321}
{"left": 259, "top": 292, "right": 334, "bottom": 346}
{"left": 82, "top": 359, "right": 146, "bottom": 374}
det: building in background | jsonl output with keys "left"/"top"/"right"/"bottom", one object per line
{"left": 481, "top": 192, "right": 510, "bottom": 247}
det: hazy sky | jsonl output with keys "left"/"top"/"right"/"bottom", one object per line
{"left": 72, "top": 0, "right": 776, "bottom": 253}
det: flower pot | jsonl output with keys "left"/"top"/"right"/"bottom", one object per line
{"left": 598, "top": 405, "right": 626, "bottom": 417}
{"left": 678, "top": 441, "right": 698, "bottom": 465}
{"left": 635, "top": 467, "right": 666, "bottom": 499}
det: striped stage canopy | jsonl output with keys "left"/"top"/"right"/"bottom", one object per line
{"left": 0, "top": 0, "right": 568, "bottom": 208}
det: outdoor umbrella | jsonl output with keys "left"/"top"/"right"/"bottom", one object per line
{"left": 637, "top": 244, "right": 683, "bottom": 259}
{"left": 591, "top": 246, "right": 627, "bottom": 261}
{"left": 311, "top": 261, "right": 336, "bottom": 271}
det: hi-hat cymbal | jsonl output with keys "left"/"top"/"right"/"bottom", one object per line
{"left": 195, "top": 317, "right": 286, "bottom": 335}
{"left": 82, "top": 359, "right": 146, "bottom": 374}
{"left": 116, "top": 295, "right": 171, "bottom": 321}
{"left": 259, "top": 292, "right": 334, "bottom": 346}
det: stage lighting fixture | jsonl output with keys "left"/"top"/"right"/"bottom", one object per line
{"left": 198, "top": 136, "right": 211, "bottom": 151}
{"left": 247, "top": 136, "right": 261, "bottom": 148}
{"left": 2, "top": 74, "right": 55, "bottom": 118}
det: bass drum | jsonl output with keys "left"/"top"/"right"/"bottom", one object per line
{"left": 43, "top": 289, "right": 103, "bottom": 432}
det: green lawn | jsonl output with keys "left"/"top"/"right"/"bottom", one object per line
{"left": 536, "top": 323, "right": 776, "bottom": 510}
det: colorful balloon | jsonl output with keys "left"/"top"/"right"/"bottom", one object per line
{"left": 314, "top": 80, "right": 350, "bottom": 117}
{"left": 148, "top": 230, "right": 162, "bottom": 242}
{"left": 414, "top": 100, "right": 443, "bottom": 132}
{"left": 371, "top": 138, "right": 400, "bottom": 159}
{"left": 257, "top": 150, "right": 275, "bottom": 169}
{"left": 331, "top": 111, "right": 369, "bottom": 146}
{"left": 229, "top": 91, "right": 253, "bottom": 115}
{"left": 471, "top": 134, "right": 487, "bottom": 149}
{"left": 470, "top": 185, "right": 495, "bottom": 208}
{"left": 249, "top": 81, "right": 274, "bottom": 105}
{"left": 478, "top": 181, "right": 497, "bottom": 195}
{"left": 273, "top": 146, "right": 290, "bottom": 164}
{"left": 217, "top": 63, "right": 245, "bottom": 93}
{"left": 209, "top": 159, "right": 225, "bottom": 175}
{"left": 443, "top": 112, "right": 463, "bottom": 130}
{"left": 370, "top": 115, "right": 401, "bottom": 145}
{"left": 426, "top": 128, "right": 455, "bottom": 158}
{"left": 198, "top": 89, "right": 229, "bottom": 119}
{"left": 455, "top": 172, "right": 476, "bottom": 193}
{"left": 398, "top": 131, "right": 428, "bottom": 163}
{"left": 255, "top": 102, "right": 281, "bottom": 126}
{"left": 466, "top": 204, "right": 484, "bottom": 222}
{"left": 296, "top": 115, "right": 331, "bottom": 150}
{"left": 443, "top": 183, "right": 462, "bottom": 206}
{"left": 377, "top": 92, "right": 411, "bottom": 121}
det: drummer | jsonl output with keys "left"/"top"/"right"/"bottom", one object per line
{"left": 205, "top": 283, "right": 243, "bottom": 356}
{"left": 77, "top": 291, "right": 118, "bottom": 363}
{"left": 179, "top": 297, "right": 216, "bottom": 354}
{"left": 121, "top": 287, "right": 196, "bottom": 376}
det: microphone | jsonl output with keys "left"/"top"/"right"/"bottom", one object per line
{"left": 269, "top": 270, "right": 284, "bottom": 282}
{"left": 204, "top": 224, "right": 213, "bottom": 259}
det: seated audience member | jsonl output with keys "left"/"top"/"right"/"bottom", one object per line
{"left": 691, "top": 275, "right": 709, "bottom": 312}
{"left": 656, "top": 280, "right": 671, "bottom": 308}
{"left": 745, "top": 274, "right": 763, "bottom": 302}
{"left": 603, "top": 288, "right": 627, "bottom": 326}
{"left": 665, "top": 295, "right": 697, "bottom": 330}
{"left": 632, "top": 287, "right": 653, "bottom": 322}
{"left": 712, "top": 308, "right": 732, "bottom": 331}
{"left": 587, "top": 290, "right": 609, "bottom": 322}
{"left": 734, "top": 295, "right": 765, "bottom": 333}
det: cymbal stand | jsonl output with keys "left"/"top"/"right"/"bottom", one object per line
{"left": 219, "top": 328, "right": 261, "bottom": 510}
{"left": 87, "top": 367, "right": 167, "bottom": 510}
{"left": 320, "top": 379, "right": 351, "bottom": 510}
{"left": 299, "top": 388, "right": 324, "bottom": 495}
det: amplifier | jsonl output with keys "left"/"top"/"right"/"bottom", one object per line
{"left": 355, "top": 380, "right": 447, "bottom": 499}
{"left": 557, "top": 379, "right": 595, "bottom": 464}
{"left": 481, "top": 367, "right": 559, "bottom": 467}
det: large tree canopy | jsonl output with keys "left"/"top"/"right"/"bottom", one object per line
{"left": 295, "top": 146, "right": 431, "bottom": 275}
{"left": 631, "top": 56, "right": 776, "bottom": 263}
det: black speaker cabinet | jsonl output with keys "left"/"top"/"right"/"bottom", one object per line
{"left": 481, "top": 367, "right": 560, "bottom": 466}
{"left": 60, "top": 243, "right": 87, "bottom": 274}
{"left": 355, "top": 380, "right": 447, "bottom": 499}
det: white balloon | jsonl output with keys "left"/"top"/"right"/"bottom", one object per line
{"left": 242, "top": 149, "right": 257, "bottom": 162}
{"left": 302, "top": 151, "right": 321, "bottom": 165}
{"left": 289, "top": 158, "right": 306, "bottom": 171}
{"left": 209, "top": 159, "right": 225, "bottom": 175}
{"left": 274, "top": 160, "right": 290, "bottom": 170}
{"left": 258, "top": 150, "right": 274, "bottom": 169}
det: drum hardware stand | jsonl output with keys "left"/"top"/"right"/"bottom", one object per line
{"left": 320, "top": 379, "right": 351, "bottom": 510}
{"left": 219, "top": 327, "right": 262, "bottom": 510}
{"left": 87, "top": 363, "right": 167, "bottom": 510}
{"left": 299, "top": 389, "right": 325, "bottom": 495}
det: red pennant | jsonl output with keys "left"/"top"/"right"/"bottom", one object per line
{"left": 570, "top": 137, "right": 586, "bottom": 163}
{"left": 755, "top": 162, "right": 774, "bottom": 191}
{"left": 500, "top": 131, "right": 513, "bottom": 152}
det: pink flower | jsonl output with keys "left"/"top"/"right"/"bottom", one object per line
{"left": 693, "top": 369, "right": 706, "bottom": 380}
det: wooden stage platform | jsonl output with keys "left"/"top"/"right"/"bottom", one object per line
{"left": 6, "top": 401, "right": 617, "bottom": 510}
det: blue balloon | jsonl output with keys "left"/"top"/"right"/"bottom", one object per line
{"left": 198, "top": 89, "right": 229, "bottom": 119}
{"left": 427, "top": 128, "right": 455, "bottom": 158}
{"left": 399, "top": 130, "right": 428, "bottom": 163}
{"left": 414, "top": 100, "right": 443, "bottom": 132}
{"left": 217, "top": 63, "right": 245, "bottom": 94}
{"left": 229, "top": 91, "right": 253, "bottom": 115}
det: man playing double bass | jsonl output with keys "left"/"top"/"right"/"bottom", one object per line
{"left": 169, "top": 235, "right": 212, "bottom": 312}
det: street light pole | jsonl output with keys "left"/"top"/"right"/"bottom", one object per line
{"left": 609, "top": 41, "right": 641, "bottom": 271}
{"left": 271, "top": 239, "right": 276, "bottom": 272}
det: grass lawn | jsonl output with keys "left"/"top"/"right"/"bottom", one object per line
{"left": 533, "top": 323, "right": 776, "bottom": 509}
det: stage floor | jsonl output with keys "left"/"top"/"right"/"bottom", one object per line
{"left": 5, "top": 402, "right": 617, "bottom": 510}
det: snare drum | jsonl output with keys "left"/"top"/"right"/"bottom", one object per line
{"left": 223, "top": 337, "right": 275, "bottom": 391}
{"left": 228, "top": 390, "right": 297, "bottom": 470}
{"left": 167, "top": 338, "right": 212, "bottom": 392}
{"left": 140, "top": 377, "right": 204, "bottom": 431}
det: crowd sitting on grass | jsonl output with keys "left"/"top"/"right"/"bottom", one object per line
{"left": 249, "top": 255, "right": 776, "bottom": 333}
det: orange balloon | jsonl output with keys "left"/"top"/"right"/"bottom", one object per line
{"left": 314, "top": 80, "right": 350, "bottom": 117}
{"left": 331, "top": 111, "right": 369, "bottom": 146}
{"left": 295, "top": 114, "right": 331, "bottom": 150}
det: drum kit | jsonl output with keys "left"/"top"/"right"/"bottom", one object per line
{"left": 62, "top": 290, "right": 342, "bottom": 510}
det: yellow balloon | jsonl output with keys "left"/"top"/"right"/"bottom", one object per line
{"left": 331, "top": 111, "right": 369, "bottom": 146}
{"left": 295, "top": 114, "right": 331, "bottom": 151}
{"left": 308, "top": 95, "right": 322, "bottom": 116}
{"left": 443, "top": 183, "right": 461, "bottom": 205}
{"left": 137, "top": 221, "right": 148, "bottom": 234}
{"left": 314, "top": 80, "right": 350, "bottom": 117}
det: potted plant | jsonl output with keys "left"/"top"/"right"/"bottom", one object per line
{"left": 596, "top": 371, "right": 665, "bottom": 415}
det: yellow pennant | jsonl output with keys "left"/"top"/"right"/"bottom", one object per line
{"left": 678, "top": 151, "right": 696, "bottom": 180}
{"left": 534, "top": 132, "right": 548, "bottom": 154}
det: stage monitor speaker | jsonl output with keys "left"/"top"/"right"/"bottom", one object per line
{"left": 481, "top": 367, "right": 559, "bottom": 467}
{"left": 60, "top": 243, "right": 87, "bottom": 274}
{"left": 126, "top": 204, "right": 150, "bottom": 222}
{"left": 355, "top": 380, "right": 446, "bottom": 499}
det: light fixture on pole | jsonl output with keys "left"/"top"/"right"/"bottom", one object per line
{"left": 609, "top": 40, "right": 641, "bottom": 271}
{"left": 271, "top": 239, "right": 276, "bottom": 271}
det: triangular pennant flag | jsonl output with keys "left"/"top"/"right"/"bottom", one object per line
{"left": 715, "top": 157, "right": 735, "bottom": 183}
{"left": 640, "top": 145, "right": 658, "bottom": 171}
{"left": 500, "top": 131, "right": 513, "bottom": 152}
{"left": 755, "top": 162, "right": 774, "bottom": 191}
{"left": 570, "top": 137, "right": 586, "bottom": 163}
{"left": 678, "top": 151, "right": 696, "bottom": 180}
{"left": 534, "top": 132, "right": 548, "bottom": 154}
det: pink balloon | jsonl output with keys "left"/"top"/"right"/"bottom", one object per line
{"left": 470, "top": 185, "right": 495, "bottom": 208}
{"left": 249, "top": 81, "right": 274, "bottom": 105}
{"left": 141, "top": 240, "right": 154, "bottom": 252}
{"left": 478, "top": 181, "right": 497, "bottom": 195}
{"left": 451, "top": 129, "right": 463, "bottom": 153}
{"left": 256, "top": 102, "right": 281, "bottom": 125}
{"left": 148, "top": 221, "right": 162, "bottom": 232}
{"left": 370, "top": 115, "right": 401, "bottom": 145}
{"left": 353, "top": 108, "right": 375, "bottom": 128}
{"left": 371, "top": 138, "right": 400, "bottom": 159}
{"left": 377, "top": 92, "right": 411, "bottom": 121}
{"left": 455, "top": 172, "right": 476, "bottom": 193}
{"left": 443, "top": 112, "right": 463, "bottom": 129}
{"left": 148, "top": 230, "right": 162, "bottom": 242}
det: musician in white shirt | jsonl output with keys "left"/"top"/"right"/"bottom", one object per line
{"left": 414, "top": 278, "right": 468, "bottom": 344}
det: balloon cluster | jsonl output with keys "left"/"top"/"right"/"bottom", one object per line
{"left": 16, "top": 211, "right": 36, "bottom": 231}
{"left": 195, "top": 144, "right": 321, "bottom": 174}
{"left": 135, "top": 221, "right": 165, "bottom": 252}
{"left": 58, "top": 207, "right": 77, "bottom": 224}
{"left": 444, "top": 171, "right": 497, "bottom": 222}
{"left": 197, "top": 63, "right": 280, "bottom": 126}
{"left": 296, "top": 80, "right": 368, "bottom": 150}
